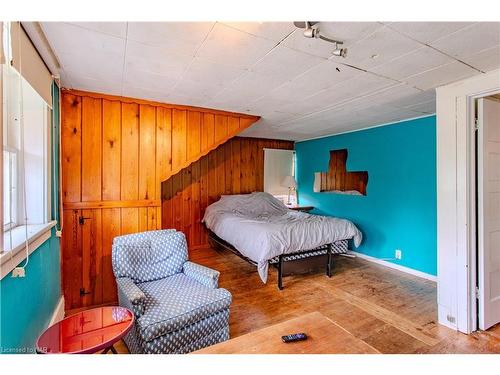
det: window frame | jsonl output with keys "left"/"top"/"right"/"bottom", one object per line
{"left": 3, "top": 147, "right": 18, "bottom": 232}
{"left": 2, "top": 60, "right": 51, "bottom": 242}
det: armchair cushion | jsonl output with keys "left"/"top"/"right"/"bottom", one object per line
{"left": 183, "top": 261, "right": 220, "bottom": 289}
{"left": 113, "top": 229, "right": 176, "bottom": 246}
{"left": 112, "top": 231, "right": 188, "bottom": 283}
{"left": 116, "top": 277, "right": 146, "bottom": 316}
{"left": 136, "top": 274, "right": 232, "bottom": 342}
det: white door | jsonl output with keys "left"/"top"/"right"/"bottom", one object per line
{"left": 478, "top": 97, "right": 500, "bottom": 330}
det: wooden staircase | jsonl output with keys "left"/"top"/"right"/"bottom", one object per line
{"left": 163, "top": 109, "right": 259, "bottom": 184}
{"left": 60, "top": 89, "right": 260, "bottom": 309}
{"left": 61, "top": 89, "right": 260, "bottom": 210}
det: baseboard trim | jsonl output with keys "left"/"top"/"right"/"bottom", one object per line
{"left": 49, "top": 296, "right": 65, "bottom": 325}
{"left": 349, "top": 251, "right": 437, "bottom": 282}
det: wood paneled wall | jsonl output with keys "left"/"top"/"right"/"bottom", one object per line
{"left": 318, "top": 149, "right": 368, "bottom": 195}
{"left": 161, "top": 137, "right": 294, "bottom": 249}
{"left": 60, "top": 89, "right": 259, "bottom": 310}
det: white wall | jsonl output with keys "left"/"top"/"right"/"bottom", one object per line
{"left": 436, "top": 69, "right": 500, "bottom": 333}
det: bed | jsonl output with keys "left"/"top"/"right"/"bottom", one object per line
{"left": 202, "top": 192, "right": 362, "bottom": 289}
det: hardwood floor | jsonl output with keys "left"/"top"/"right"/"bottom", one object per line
{"left": 109, "top": 246, "right": 500, "bottom": 354}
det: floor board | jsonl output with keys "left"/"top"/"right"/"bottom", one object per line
{"left": 100, "top": 246, "right": 500, "bottom": 354}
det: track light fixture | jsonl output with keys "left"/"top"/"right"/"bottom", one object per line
{"left": 294, "top": 21, "right": 348, "bottom": 58}
{"left": 332, "top": 44, "right": 348, "bottom": 58}
{"left": 302, "top": 22, "right": 319, "bottom": 38}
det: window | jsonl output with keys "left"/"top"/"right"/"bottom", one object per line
{"left": 263, "top": 149, "right": 297, "bottom": 206}
{"left": 2, "top": 55, "right": 50, "bottom": 251}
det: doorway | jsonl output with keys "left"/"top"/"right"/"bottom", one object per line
{"left": 473, "top": 93, "right": 500, "bottom": 332}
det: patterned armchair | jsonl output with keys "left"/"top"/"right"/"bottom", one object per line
{"left": 111, "top": 229, "right": 232, "bottom": 354}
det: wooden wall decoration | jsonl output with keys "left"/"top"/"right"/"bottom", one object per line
{"left": 161, "top": 137, "right": 294, "bottom": 249}
{"left": 60, "top": 89, "right": 259, "bottom": 310}
{"left": 316, "top": 149, "right": 368, "bottom": 195}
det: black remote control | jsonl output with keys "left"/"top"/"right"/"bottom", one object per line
{"left": 281, "top": 332, "right": 308, "bottom": 343}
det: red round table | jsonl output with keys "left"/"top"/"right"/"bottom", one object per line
{"left": 36, "top": 306, "right": 134, "bottom": 354}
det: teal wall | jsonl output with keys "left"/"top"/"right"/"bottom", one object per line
{"left": 0, "top": 82, "right": 61, "bottom": 353}
{"left": 0, "top": 233, "right": 61, "bottom": 353}
{"left": 295, "top": 115, "right": 437, "bottom": 276}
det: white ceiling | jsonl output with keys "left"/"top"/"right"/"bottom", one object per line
{"left": 39, "top": 22, "right": 500, "bottom": 140}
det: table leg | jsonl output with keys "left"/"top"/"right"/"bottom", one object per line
{"left": 101, "top": 345, "right": 118, "bottom": 354}
{"left": 326, "top": 247, "right": 333, "bottom": 277}
{"left": 277, "top": 255, "right": 284, "bottom": 290}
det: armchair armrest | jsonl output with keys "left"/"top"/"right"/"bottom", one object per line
{"left": 116, "top": 277, "right": 146, "bottom": 317}
{"left": 183, "top": 261, "right": 220, "bottom": 289}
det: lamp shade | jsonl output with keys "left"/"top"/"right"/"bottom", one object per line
{"left": 281, "top": 175, "right": 297, "bottom": 189}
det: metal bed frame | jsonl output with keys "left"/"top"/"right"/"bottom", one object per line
{"left": 208, "top": 230, "right": 349, "bottom": 290}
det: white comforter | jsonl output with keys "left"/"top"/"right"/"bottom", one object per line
{"left": 202, "top": 192, "right": 362, "bottom": 283}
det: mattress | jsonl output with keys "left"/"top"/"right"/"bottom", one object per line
{"left": 202, "top": 192, "right": 362, "bottom": 283}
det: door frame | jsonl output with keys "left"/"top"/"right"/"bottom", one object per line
{"left": 436, "top": 69, "right": 500, "bottom": 334}
{"left": 469, "top": 93, "right": 500, "bottom": 332}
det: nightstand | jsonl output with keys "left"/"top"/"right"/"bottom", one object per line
{"left": 287, "top": 205, "right": 314, "bottom": 213}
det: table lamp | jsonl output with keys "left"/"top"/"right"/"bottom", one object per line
{"left": 281, "top": 175, "right": 297, "bottom": 205}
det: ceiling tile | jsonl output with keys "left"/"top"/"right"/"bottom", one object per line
{"left": 121, "top": 84, "right": 170, "bottom": 103}
{"left": 239, "top": 121, "right": 305, "bottom": 140}
{"left": 67, "top": 22, "right": 128, "bottom": 38}
{"left": 265, "top": 61, "right": 363, "bottom": 103}
{"left": 283, "top": 22, "right": 384, "bottom": 58}
{"left": 125, "top": 40, "right": 192, "bottom": 78}
{"left": 276, "top": 99, "right": 329, "bottom": 116}
{"left": 370, "top": 46, "right": 453, "bottom": 80}
{"left": 291, "top": 72, "right": 398, "bottom": 114}
{"left": 388, "top": 89, "right": 436, "bottom": 108}
{"left": 42, "top": 22, "right": 126, "bottom": 92}
{"left": 259, "top": 111, "right": 301, "bottom": 123}
{"left": 60, "top": 51, "right": 124, "bottom": 82}
{"left": 371, "top": 108, "right": 425, "bottom": 123}
{"left": 349, "top": 84, "right": 423, "bottom": 109}
{"left": 461, "top": 44, "right": 500, "bottom": 72}
{"left": 196, "top": 23, "right": 277, "bottom": 68}
{"left": 319, "top": 22, "right": 386, "bottom": 43}
{"left": 58, "top": 69, "right": 73, "bottom": 89}
{"left": 173, "top": 78, "right": 223, "bottom": 100}
{"left": 164, "top": 92, "right": 210, "bottom": 108}
{"left": 224, "top": 71, "right": 291, "bottom": 99}
{"left": 39, "top": 22, "right": 492, "bottom": 141}
{"left": 341, "top": 25, "right": 423, "bottom": 69}
{"left": 181, "top": 56, "right": 247, "bottom": 86}
{"left": 70, "top": 76, "right": 123, "bottom": 97}
{"left": 204, "top": 89, "right": 251, "bottom": 112}
{"left": 386, "top": 22, "right": 474, "bottom": 44}
{"left": 301, "top": 106, "right": 365, "bottom": 124}
{"left": 250, "top": 45, "right": 325, "bottom": 80}
{"left": 123, "top": 67, "right": 179, "bottom": 94}
{"left": 242, "top": 93, "right": 298, "bottom": 115}
{"left": 404, "top": 100, "right": 436, "bottom": 114}
{"left": 127, "top": 22, "right": 214, "bottom": 56}
{"left": 430, "top": 22, "right": 500, "bottom": 61}
{"left": 404, "top": 61, "right": 480, "bottom": 90}
{"left": 222, "top": 22, "right": 296, "bottom": 42}
{"left": 42, "top": 22, "right": 126, "bottom": 56}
